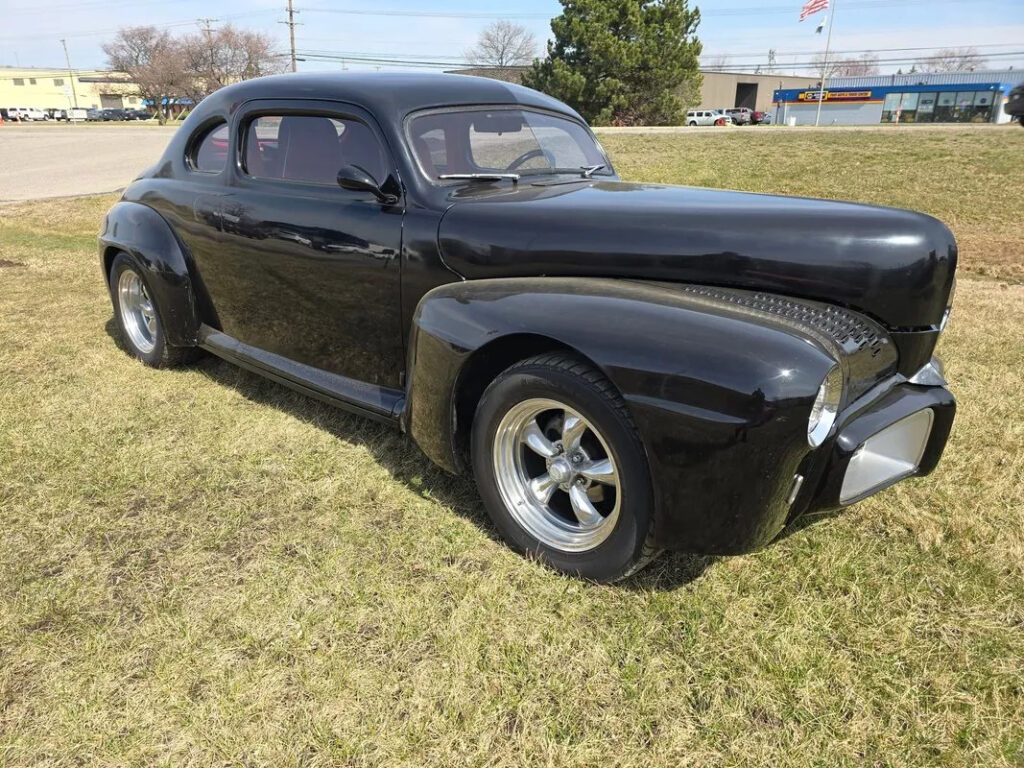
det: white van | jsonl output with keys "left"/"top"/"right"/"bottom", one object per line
{"left": 686, "top": 109, "right": 733, "bottom": 127}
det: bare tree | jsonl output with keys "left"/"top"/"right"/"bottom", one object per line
{"left": 179, "top": 23, "right": 286, "bottom": 102}
{"left": 464, "top": 20, "right": 537, "bottom": 73}
{"left": 704, "top": 54, "right": 730, "bottom": 72}
{"left": 917, "top": 47, "right": 988, "bottom": 72}
{"left": 102, "top": 26, "right": 185, "bottom": 124}
{"left": 810, "top": 52, "right": 880, "bottom": 78}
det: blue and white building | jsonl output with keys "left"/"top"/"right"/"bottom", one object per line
{"left": 772, "top": 69, "right": 1022, "bottom": 126}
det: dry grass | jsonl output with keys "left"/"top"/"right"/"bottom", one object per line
{"left": 0, "top": 129, "right": 1022, "bottom": 767}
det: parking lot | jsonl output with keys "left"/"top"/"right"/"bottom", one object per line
{"left": 0, "top": 124, "right": 177, "bottom": 201}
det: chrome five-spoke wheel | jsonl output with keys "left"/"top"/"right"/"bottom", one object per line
{"left": 117, "top": 268, "right": 157, "bottom": 355}
{"left": 492, "top": 398, "right": 620, "bottom": 552}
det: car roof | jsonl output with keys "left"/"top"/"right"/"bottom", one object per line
{"left": 193, "top": 71, "right": 585, "bottom": 123}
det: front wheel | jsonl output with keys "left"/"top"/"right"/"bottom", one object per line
{"left": 471, "top": 353, "right": 659, "bottom": 582}
{"left": 688, "top": 120, "right": 697, "bottom": 126}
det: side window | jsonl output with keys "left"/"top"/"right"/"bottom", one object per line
{"left": 243, "top": 114, "right": 387, "bottom": 186}
{"left": 190, "top": 122, "right": 229, "bottom": 173}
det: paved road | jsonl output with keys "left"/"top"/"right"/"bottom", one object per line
{"left": 0, "top": 124, "right": 177, "bottom": 201}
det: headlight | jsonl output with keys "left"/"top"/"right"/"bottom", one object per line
{"left": 808, "top": 365, "right": 843, "bottom": 447}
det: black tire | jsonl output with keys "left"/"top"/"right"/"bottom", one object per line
{"left": 1019, "top": 115, "right": 1024, "bottom": 128}
{"left": 688, "top": 120, "right": 697, "bottom": 126}
{"left": 108, "top": 252, "right": 198, "bottom": 368}
{"left": 471, "top": 352, "right": 659, "bottom": 582}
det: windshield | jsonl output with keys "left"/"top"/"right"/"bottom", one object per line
{"left": 407, "top": 107, "right": 613, "bottom": 181}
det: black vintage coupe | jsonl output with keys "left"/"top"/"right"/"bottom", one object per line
{"left": 99, "top": 73, "right": 957, "bottom": 581}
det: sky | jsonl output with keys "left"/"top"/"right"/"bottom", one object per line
{"left": 2, "top": 0, "right": 1023, "bottom": 75}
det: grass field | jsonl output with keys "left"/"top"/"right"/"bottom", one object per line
{"left": 1, "top": 127, "right": 1022, "bottom": 767}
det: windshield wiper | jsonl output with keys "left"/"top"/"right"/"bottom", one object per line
{"left": 438, "top": 173, "right": 520, "bottom": 184}
{"left": 518, "top": 166, "right": 609, "bottom": 179}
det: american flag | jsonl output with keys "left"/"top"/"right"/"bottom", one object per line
{"left": 799, "top": 0, "right": 829, "bottom": 21}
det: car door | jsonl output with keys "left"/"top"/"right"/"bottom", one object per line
{"left": 208, "top": 99, "right": 405, "bottom": 389}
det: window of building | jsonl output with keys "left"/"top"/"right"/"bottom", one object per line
{"left": 916, "top": 93, "right": 937, "bottom": 122}
{"left": 13, "top": 78, "right": 24, "bottom": 86}
{"left": 971, "top": 91, "right": 994, "bottom": 122}
{"left": 897, "top": 92, "right": 919, "bottom": 122}
{"left": 934, "top": 92, "right": 956, "bottom": 122}
{"left": 881, "top": 92, "right": 901, "bottom": 122}
{"left": 53, "top": 78, "right": 64, "bottom": 86}
{"left": 189, "top": 122, "right": 229, "bottom": 173}
{"left": 29, "top": 78, "right": 36, "bottom": 85}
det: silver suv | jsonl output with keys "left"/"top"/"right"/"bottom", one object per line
{"left": 686, "top": 109, "right": 733, "bottom": 126}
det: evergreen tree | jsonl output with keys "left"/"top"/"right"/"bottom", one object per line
{"left": 523, "top": 0, "right": 702, "bottom": 126}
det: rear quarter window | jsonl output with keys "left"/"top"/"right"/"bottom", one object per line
{"left": 189, "top": 122, "right": 229, "bottom": 173}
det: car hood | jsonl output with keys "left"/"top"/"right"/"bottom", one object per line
{"left": 436, "top": 180, "right": 957, "bottom": 330}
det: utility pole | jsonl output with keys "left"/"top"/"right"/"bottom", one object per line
{"left": 814, "top": 0, "right": 838, "bottom": 127}
{"left": 60, "top": 38, "right": 78, "bottom": 108}
{"left": 281, "top": 0, "right": 298, "bottom": 73}
{"left": 198, "top": 18, "right": 218, "bottom": 86}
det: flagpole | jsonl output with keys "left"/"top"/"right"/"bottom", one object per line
{"left": 814, "top": 0, "right": 838, "bottom": 127}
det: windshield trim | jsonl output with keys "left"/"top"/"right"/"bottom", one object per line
{"left": 403, "top": 104, "right": 614, "bottom": 186}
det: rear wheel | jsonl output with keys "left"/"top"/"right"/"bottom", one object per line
{"left": 109, "top": 252, "right": 197, "bottom": 368}
{"left": 471, "top": 353, "right": 659, "bottom": 582}
{"left": 688, "top": 120, "right": 697, "bottom": 126}
{"left": 1019, "top": 115, "right": 1024, "bottom": 127}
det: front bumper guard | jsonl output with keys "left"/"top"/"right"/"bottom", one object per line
{"left": 808, "top": 376, "right": 956, "bottom": 511}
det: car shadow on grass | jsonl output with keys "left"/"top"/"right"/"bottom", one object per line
{"left": 105, "top": 318, "right": 830, "bottom": 590}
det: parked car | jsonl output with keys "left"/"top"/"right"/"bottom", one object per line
{"left": 85, "top": 108, "right": 103, "bottom": 121}
{"left": 1006, "top": 81, "right": 1024, "bottom": 126}
{"left": 724, "top": 107, "right": 754, "bottom": 125}
{"left": 686, "top": 109, "right": 733, "bottom": 126}
{"left": 8, "top": 107, "right": 46, "bottom": 121}
{"left": 127, "top": 109, "right": 153, "bottom": 120}
{"left": 750, "top": 110, "right": 767, "bottom": 124}
{"left": 98, "top": 108, "right": 130, "bottom": 121}
{"left": 98, "top": 73, "right": 957, "bottom": 581}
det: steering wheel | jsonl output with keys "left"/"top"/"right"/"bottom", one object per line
{"left": 505, "top": 148, "right": 547, "bottom": 171}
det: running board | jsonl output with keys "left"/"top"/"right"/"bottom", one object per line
{"left": 198, "top": 325, "right": 404, "bottom": 424}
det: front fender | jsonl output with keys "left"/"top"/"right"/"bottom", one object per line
{"left": 99, "top": 201, "right": 200, "bottom": 346}
{"left": 407, "top": 277, "right": 840, "bottom": 554}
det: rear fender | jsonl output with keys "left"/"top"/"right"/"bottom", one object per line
{"left": 99, "top": 201, "right": 200, "bottom": 346}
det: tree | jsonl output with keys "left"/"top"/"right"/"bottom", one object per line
{"left": 464, "top": 20, "right": 537, "bottom": 75}
{"left": 180, "top": 23, "right": 285, "bottom": 102}
{"left": 917, "top": 47, "right": 988, "bottom": 72}
{"left": 522, "top": 0, "right": 703, "bottom": 126}
{"left": 103, "top": 27, "right": 186, "bottom": 125}
{"left": 704, "top": 54, "right": 730, "bottom": 72}
{"left": 810, "top": 52, "right": 880, "bottom": 78}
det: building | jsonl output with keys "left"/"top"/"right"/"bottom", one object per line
{"left": 772, "top": 69, "right": 1022, "bottom": 125}
{"left": 697, "top": 71, "right": 817, "bottom": 113}
{"left": 0, "top": 66, "right": 141, "bottom": 113}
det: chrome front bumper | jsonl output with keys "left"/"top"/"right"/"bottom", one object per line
{"left": 802, "top": 365, "right": 956, "bottom": 512}
{"left": 839, "top": 408, "right": 934, "bottom": 504}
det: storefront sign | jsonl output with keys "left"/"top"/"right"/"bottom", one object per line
{"left": 798, "top": 90, "right": 874, "bottom": 102}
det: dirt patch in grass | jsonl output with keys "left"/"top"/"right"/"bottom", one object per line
{"left": 1, "top": 132, "right": 1023, "bottom": 767}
